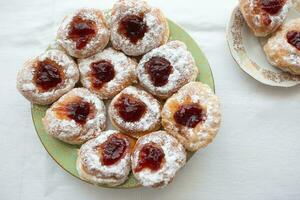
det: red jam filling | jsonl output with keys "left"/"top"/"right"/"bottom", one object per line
{"left": 260, "top": 0, "right": 285, "bottom": 15}
{"left": 174, "top": 104, "right": 206, "bottom": 128}
{"left": 145, "top": 57, "right": 173, "bottom": 87}
{"left": 118, "top": 15, "right": 148, "bottom": 44}
{"left": 90, "top": 60, "right": 115, "bottom": 89}
{"left": 287, "top": 31, "right": 300, "bottom": 50}
{"left": 68, "top": 16, "right": 97, "bottom": 50}
{"left": 262, "top": 13, "right": 272, "bottom": 26}
{"left": 34, "top": 59, "right": 63, "bottom": 91}
{"left": 115, "top": 95, "right": 146, "bottom": 122}
{"left": 100, "top": 135, "right": 128, "bottom": 166}
{"left": 66, "top": 100, "right": 91, "bottom": 125}
{"left": 134, "top": 143, "right": 165, "bottom": 173}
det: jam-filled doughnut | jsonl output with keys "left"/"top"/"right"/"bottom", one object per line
{"left": 109, "top": 86, "right": 161, "bottom": 138}
{"left": 131, "top": 131, "right": 186, "bottom": 188}
{"left": 239, "top": 0, "right": 291, "bottom": 37}
{"left": 137, "top": 40, "right": 198, "bottom": 99}
{"left": 16, "top": 50, "right": 79, "bottom": 105}
{"left": 109, "top": 0, "right": 169, "bottom": 56}
{"left": 77, "top": 130, "right": 132, "bottom": 186}
{"left": 43, "top": 88, "right": 106, "bottom": 145}
{"left": 264, "top": 19, "right": 300, "bottom": 75}
{"left": 162, "top": 82, "right": 221, "bottom": 152}
{"left": 57, "top": 8, "right": 110, "bottom": 58}
{"left": 78, "top": 48, "right": 137, "bottom": 99}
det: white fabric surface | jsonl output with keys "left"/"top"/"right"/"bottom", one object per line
{"left": 1, "top": 0, "right": 300, "bottom": 199}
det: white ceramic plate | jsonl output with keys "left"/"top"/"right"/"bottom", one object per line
{"left": 227, "top": 4, "right": 300, "bottom": 87}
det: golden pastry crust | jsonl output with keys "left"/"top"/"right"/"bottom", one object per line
{"left": 43, "top": 88, "right": 106, "bottom": 145}
{"left": 78, "top": 48, "right": 138, "bottom": 99}
{"left": 131, "top": 131, "right": 186, "bottom": 188}
{"left": 109, "top": 0, "right": 169, "bottom": 56}
{"left": 57, "top": 8, "right": 110, "bottom": 58}
{"left": 137, "top": 41, "right": 198, "bottom": 99}
{"left": 76, "top": 130, "right": 132, "bottom": 186}
{"left": 16, "top": 50, "right": 79, "bottom": 105}
{"left": 239, "top": 0, "right": 291, "bottom": 37}
{"left": 109, "top": 86, "right": 161, "bottom": 138}
{"left": 264, "top": 19, "right": 300, "bottom": 75}
{"left": 161, "top": 82, "right": 221, "bottom": 152}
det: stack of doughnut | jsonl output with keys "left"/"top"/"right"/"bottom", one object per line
{"left": 17, "top": 0, "right": 221, "bottom": 188}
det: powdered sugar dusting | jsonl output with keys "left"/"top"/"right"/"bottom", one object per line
{"left": 78, "top": 48, "right": 137, "bottom": 99}
{"left": 131, "top": 131, "right": 186, "bottom": 188}
{"left": 269, "top": 0, "right": 291, "bottom": 26}
{"left": 109, "top": 86, "right": 161, "bottom": 134}
{"left": 283, "top": 54, "right": 300, "bottom": 66}
{"left": 162, "top": 82, "right": 221, "bottom": 151}
{"left": 77, "top": 130, "right": 131, "bottom": 186}
{"left": 43, "top": 88, "right": 106, "bottom": 144}
{"left": 16, "top": 50, "right": 79, "bottom": 105}
{"left": 137, "top": 40, "right": 198, "bottom": 99}
{"left": 109, "top": 0, "right": 168, "bottom": 56}
{"left": 56, "top": 8, "right": 110, "bottom": 58}
{"left": 248, "top": 0, "right": 291, "bottom": 28}
{"left": 264, "top": 19, "right": 300, "bottom": 73}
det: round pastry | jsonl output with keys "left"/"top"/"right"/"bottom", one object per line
{"left": 239, "top": 0, "right": 291, "bottom": 37}
{"left": 43, "top": 88, "right": 106, "bottom": 145}
{"left": 109, "top": 0, "right": 169, "bottom": 56}
{"left": 137, "top": 40, "right": 198, "bottom": 99}
{"left": 264, "top": 19, "right": 300, "bottom": 75}
{"left": 77, "top": 130, "right": 132, "bottom": 186}
{"left": 16, "top": 50, "right": 79, "bottom": 105}
{"left": 78, "top": 48, "right": 137, "bottom": 99}
{"left": 131, "top": 131, "right": 186, "bottom": 188}
{"left": 161, "top": 82, "right": 221, "bottom": 152}
{"left": 57, "top": 8, "right": 110, "bottom": 58}
{"left": 109, "top": 86, "right": 161, "bottom": 138}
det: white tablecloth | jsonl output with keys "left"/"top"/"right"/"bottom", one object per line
{"left": 1, "top": 0, "right": 300, "bottom": 199}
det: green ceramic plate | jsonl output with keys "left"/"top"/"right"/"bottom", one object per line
{"left": 31, "top": 19, "right": 215, "bottom": 189}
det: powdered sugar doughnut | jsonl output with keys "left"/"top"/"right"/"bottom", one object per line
{"left": 239, "top": 0, "right": 291, "bottom": 37}
{"left": 43, "top": 88, "right": 106, "bottom": 145}
{"left": 109, "top": 0, "right": 169, "bottom": 56}
{"left": 16, "top": 50, "right": 79, "bottom": 105}
{"left": 57, "top": 8, "right": 110, "bottom": 58}
{"left": 264, "top": 19, "right": 300, "bottom": 75}
{"left": 78, "top": 48, "right": 137, "bottom": 99}
{"left": 162, "top": 82, "right": 221, "bottom": 151}
{"left": 109, "top": 86, "right": 161, "bottom": 138}
{"left": 77, "top": 130, "right": 132, "bottom": 186}
{"left": 137, "top": 41, "right": 198, "bottom": 99}
{"left": 131, "top": 131, "right": 186, "bottom": 188}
